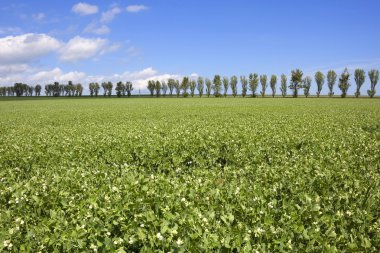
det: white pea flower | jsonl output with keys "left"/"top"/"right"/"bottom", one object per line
{"left": 176, "top": 238, "right": 183, "bottom": 246}
{"left": 4, "top": 240, "right": 13, "bottom": 250}
{"left": 156, "top": 232, "right": 164, "bottom": 241}
{"left": 90, "top": 243, "right": 98, "bottom": 252}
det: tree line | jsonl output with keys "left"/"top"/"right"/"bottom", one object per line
{"left": 0, "top": 81, "right": 134, "bottom": 97}
{"left": 0, "top": 68, "right": 379, "bottom": 98}
{"left": 147, "top": 68, "right": 379, "bottom": 98}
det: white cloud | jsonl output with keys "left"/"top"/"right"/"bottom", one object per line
{"left": 84, "top": 22, "right": 110, "bottom": 35}
{"left": 72, "top": 2, "right": 98, "bottom": 16}
{"left": 32, "top": 13, "right": 45, "bottom": 21}
{"left": 126, "top": 5, "right": 148, "bottom": 13}
{"left": 0, "top": 27, "right": 22, "bottom": 35}
{"left": 101, "top": 7, "right": 122, "bottom": 23}
{"left": 0, "top": 66, "right": 186, "bottom": 94}
{"left": 30, "top": 68, "right": 87, "bottom": 83}
{"left": 101, "top": 67, "right": 180, "bottom": 90}
{"left": 0, "top": 65, "right": 87, "bottom": 85}
{"left": 0, "top": 64, "right": 29, "bottom": 75}
{"left": 0, "top": 33, "right": 61, "bottom": 64}
{"left": 59, "top": 36, "right": 118, "bottom": 62}
{"left": 0, "top": 33, "right": 120, "bottom": 65}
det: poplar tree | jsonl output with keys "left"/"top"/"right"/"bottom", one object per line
{"left": 315, "top": 71, "right": 325, "bottom": 97}
{"left": 174, "top": 80, "right": 181, "bottom": 97}
{"left": 181, "top": 77, "right": 190, "bottom": 97}
{"left": 354, "top": 69, "right": 366, "bottom": 98}
{"left": 338, "top": 68, "right": 350, "bottom": 98}
{"left": 289, "top": 69, "right": 303, "bottom": 98}
{"left": 167, "top": 79, "right": 175, "bottom": 96}
{"left": 270, "top": 75, "right": 277, "bottom": 97}
{"left": 155, "top": 80, "right": 161, "bottom": 97}
{"left": 230, "top": 76, "right": 238, "bottom": 97}
{"left": 327, "top": 70, "right": 337, "bottom": 97}
{"left": 303, "top": 76, "right": 312, "bottom": 98}
{"left": 190, "top": 79, "right": 196, "bottom": 97}
{"left": 240, "top": 76, "right": 248, "bottom": 98}
{"left": 205, "top": 78, "right": 212, "bottom": 97}
{"left": 248, "top": 73, "right": 259, "bottom": 97}
{"left": 367, "top": 69, "right": 379, "bottom": 98}
{"left": 280, "top": 74, "right": 287, "bottom": 97}
{"left": 260, "top": 74, "right": 268, "bottom": 97}
{"left": 125, "top": 81, "right": 133, "bottom": 97}
{"left": 197, "top": 77, "right": 204, "bottom": 97}
{"left": 223, "top": 77, "right": 229, "bottom": 97}
{"left": 161, "top": 81, "right": 168, "bottom": 96}
{"left": 147, "top": 80, "right": 155, "bottom": 96}
{"left": 213, "top": 75, "right": 222, "bottom": 97}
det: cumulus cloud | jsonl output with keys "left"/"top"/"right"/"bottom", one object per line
{"left": 0, "top": 64, "right": 29, "bottom": 75}
{"left": 0, "top": 65, "right": 188, "bottom": 95}
{"left": 126, "top": 5, "right": 148, "bottom": 13}
{"left": 59, "top": 36, "right": 119, "bottom": 62}
{"left": 0, "top": 33, "right": 120, "bottom": 65}
{"left": 84, "top": 22, "right": 110, "bottom": 35}
{"left": 0, "top": 65, "right": 87, "bottom": 85}
{"left": 0, "top": 33, "right": 61, "bottom": 64}
{"left": 101, "top": 7, "right": 121, "bottom": 23}
{"left": 0, "top": 26, "right": 22, "bottom": 35}
{"left": 99, "top": 67, "right": 181, "bottom": 90}
{"left": 72, "top": 2, "right": 98, "bottom": 16}
{"left": 30, "top": 68, "right": 87, "bottom": 83}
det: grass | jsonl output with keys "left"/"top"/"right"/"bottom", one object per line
{"left": 0, "top": 98, "right": 380, "bottom": 252}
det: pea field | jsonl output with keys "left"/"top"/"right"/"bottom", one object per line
{"left": 0, "top": 97, "right": 379, "bottom": 252}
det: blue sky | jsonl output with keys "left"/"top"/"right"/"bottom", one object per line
{"left": 0, "top": 0, "right": 379, "bottom": 94}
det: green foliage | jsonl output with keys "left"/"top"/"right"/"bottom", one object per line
{"left": 289, "top": 69, "right": 303, "bottom": 98}
{"left": 354, "top": 69, "right": 366, "bottom": 98}
{"left": 338, "top": 68, "right": 350, "bottom": 98}
{"left": 147, "top": 80, "right": 156, "bottom": 97}
{"left": 1, "top": 98, "right": 379, "bottom": 252}
{"left": 116, "top": 82, "right": 125, "bottom": 97}
{"left": 303, "top": 76, "right": 312, "bottom": 98}
{"left": 248, "top": 73, "right": 259, "bottom": 97}
{"left": 314, "top": 71, "right": 325, "bottom": 97}
{"left": 197, "top": 77, "right": 204, "bottom": 97}
{"left": 125, "top": 81, "right": 133, "bottom": 97}
{"left": 167, "top": 79, "right": 176, "bottom": 96}
{"left": 270, "top": 75, "right": 277, "bottom": 97}
{"left": 181, "top": 77, "right": 190, "bottom": 97}
{"left": 230, "top": 76, "right": 238, "bottom": 97}
{"left": 189, "top": 80, "right": 196, "bottom": 97}
{"left": 260, "top": 75, "right": 268, "bottom": 97}
{"left": 155, "top": 81, "right": 162, "bottom": 97}
{"left": 240, "top": 76, "right": 248, "bottom": 98}
{"left": 101, "top": 82, "right": 113, "bottom": 97}
{"left": 205, "top": 78, "right": 212, "bottom": 98}
{"left": 174, "top": 80, "right": 180, "bottom": 97}
{"left": 367, "top": 69, "right": 379, "bottom": 98}
{"left": 161, "top": 81, "right": 168, "bottom": 96}
{"left": 89, "top": 83, "right": 100, "bottom": 97}
{"left": 280, "top": 74, "right": 287, "bottom": 97}
{"left": 35, "top": 85, "right": 42, "bottom": 96}
{"left": 223, "top": 77, "right": 229, "bottom": 97}
{"left": 213, "top": 75, "right": 222, "bottom": 97}
{"left": 327, "top": 70, "right": 337, "bottom": 97}
{"left": 14, "top": 83, "right": 28, "bottom": 97}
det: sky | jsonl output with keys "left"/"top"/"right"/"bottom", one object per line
{"left": 0, "top": 0, "right": 380, "bottom": 95}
